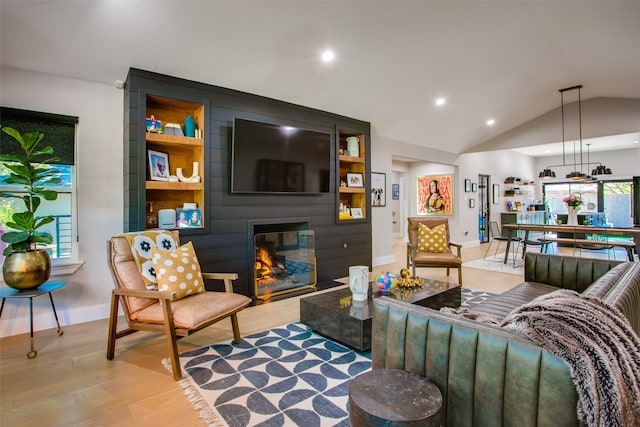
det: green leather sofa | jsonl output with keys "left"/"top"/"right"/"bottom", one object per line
{"left": 372, "top": 253, "right": 640, "bottom": 426}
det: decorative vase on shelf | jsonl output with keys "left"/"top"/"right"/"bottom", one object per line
{"left": 183, "top": 115, "right": 196, "bottom": 137}
{"left": 346, "top": 136, "right": 359, "bottom": 157}
{"left": 567, "top": 207, "right": 579, "bottom": 226}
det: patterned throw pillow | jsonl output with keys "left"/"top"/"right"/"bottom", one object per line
{"left": 151, "top": 241, "right": 204, "bottom": 300}
{"left": 119, "top": 231, "right": 178, "bottom": 289}
{"left": 417, "top": 223, "right": 449, "bottom": 253}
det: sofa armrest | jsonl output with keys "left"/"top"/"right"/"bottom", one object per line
{"left": 372, "top": 297, "right": 580, "bottom": 426}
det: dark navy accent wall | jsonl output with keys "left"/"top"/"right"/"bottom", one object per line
{"left": 124, "top": 68, "right": 372, "bottom": 297}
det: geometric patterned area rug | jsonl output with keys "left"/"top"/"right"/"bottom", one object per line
{"left": 165, "top": 288, "right": 496, "bottom": 426}
{"left": 462, "top": 253, "right": 524, "bottom": 275}
{"left": 461, "top": 287, "right": 497, "bottom": 306}
{"left": 165, "top": 322, "right": 371, "bottom": 427}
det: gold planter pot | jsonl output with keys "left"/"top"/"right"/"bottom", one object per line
{"left": 2, "top": 250, "right": 51, "bottom": 290}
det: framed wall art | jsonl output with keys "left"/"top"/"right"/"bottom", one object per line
{"left": 472, "top": 182, "right": 477, "bottom": 192}
{"left": 346, "top": 172, "right": 364, "bottom": 188}
{"left": 350, "top": 208, "right": 364, "bottom": 219}
{"left": 417, "top": 174, "right": 454, "bottom": 215}
{"left": 371, "top": 172, "right": 386, "bottom": 206}
{"left": 493, "top": 184, "right": 500, "bottom": 204}
{"left": 464, "top": 179, "right": 471, "bottom": 192}
{"left": 392, "top": 184, "right": 399, "bottom": 200}
{"left": 148, "top": 149, "right": 170, "bottom": 181}
{"left": 469, "top": 198, "right": 475, "bottom": 208}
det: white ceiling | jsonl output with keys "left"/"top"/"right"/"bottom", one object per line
{"left": 1, "top": 1, "right": 639, "bottom": 156}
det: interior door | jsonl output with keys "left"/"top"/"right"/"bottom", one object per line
{"left": 478, "top": 174, "right": 490, "bottom": 243}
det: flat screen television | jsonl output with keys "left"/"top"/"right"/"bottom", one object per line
{"left": 231, "top": 118, "right": 331, "bottom": 194}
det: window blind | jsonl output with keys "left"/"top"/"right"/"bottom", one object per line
{"left": 1, "top": 106, "right": 78, "bottom": 165}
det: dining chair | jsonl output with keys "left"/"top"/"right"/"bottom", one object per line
{"left": 483, "top": 221, "right": 522, "bottom": 262}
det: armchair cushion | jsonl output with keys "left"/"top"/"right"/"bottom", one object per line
{"left": 151, "top": 241, "right": 204, "bottom": 300}
{"left": 119, "top": 230, "right": 178, "bottom": 289}
{"left": 417, "top": 223, "right": 449, "bottom": 253}
{"left": 132, "top": 291, "right": 251, "bottom": 329}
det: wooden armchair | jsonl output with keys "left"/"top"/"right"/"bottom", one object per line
{"left": 406, "top": 217, "right": 463, "bottom": 284}
{"left": 106, "top": 230, "right": 252, "bottom": 380}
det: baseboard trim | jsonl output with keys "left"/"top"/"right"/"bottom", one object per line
{"left": 0, "top": 302, "right": 111, "bottom": 338}
{"left": 373, "top": 254, "right": 394, "bottom": 267}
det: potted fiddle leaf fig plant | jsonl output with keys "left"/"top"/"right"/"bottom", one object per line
{"left": 1, "top": 126, "right": 60, "bottom": 290}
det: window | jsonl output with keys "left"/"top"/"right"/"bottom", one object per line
{"left": 543, "top": 179, "right": 634, "bottom": 228}
{"left": 1, "top": 107, "right": 78, "bottom": 269}
{"left": 602, "top": 180, "right": 633, "bottom": 228}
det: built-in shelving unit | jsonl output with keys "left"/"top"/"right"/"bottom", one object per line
{"left": 337, "top": 129, "right": 367, "bottom": 222}
{"left": 144, "top": 95, "right": 205, "bottom": 229}
{"left": 124, "top": 68, "right": 372, "bottom": 296}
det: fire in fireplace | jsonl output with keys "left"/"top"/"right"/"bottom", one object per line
{"left": 253, "top": 229, "right": 316, "bottom": 300}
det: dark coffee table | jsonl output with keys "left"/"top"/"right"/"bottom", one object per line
{"left": 299, "top": 279, "right": 461, "bottom": 351}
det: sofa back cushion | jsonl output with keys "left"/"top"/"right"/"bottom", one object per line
{"left": 524, "top": 253, "right": 621, "bottom": 292}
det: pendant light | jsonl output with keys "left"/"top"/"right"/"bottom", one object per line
{"left": 538, "top": 85, "right": 613, "bottom": 179}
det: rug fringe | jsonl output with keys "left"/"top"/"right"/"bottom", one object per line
{"left": 162, "top": 358, "right": 228, "bottom": 427}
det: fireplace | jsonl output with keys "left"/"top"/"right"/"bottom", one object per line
{"left": 251, "top": 221, "right": 316, "bottom": 300}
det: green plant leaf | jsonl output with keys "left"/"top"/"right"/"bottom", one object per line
{"left": 34, "top": 216, "right": 55, "bottom": 229}
{"left": 33, "top": 146, "right": 54, "bottom": 156}
{"left": 31, "top": 232, "right": 53, "bottom": 245}
{"left": 37, "top": 189, "right": 59, "bottom": 201}
{"left": 1, "top": 230, "right": 30, "bottom": 244}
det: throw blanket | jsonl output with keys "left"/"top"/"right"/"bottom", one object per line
{"left": 118, "top": 231, "right": 177, "bottom": 289}
{"left": 501, "top": 290, "right": 640, "bottom": 427}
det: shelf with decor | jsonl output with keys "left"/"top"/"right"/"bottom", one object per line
{"left": 337, "top": 129, "right": 367, "bottom": 222}
{"left": 144, "top": 95, "right": 205, "bottom": 230}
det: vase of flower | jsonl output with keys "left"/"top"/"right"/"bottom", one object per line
{"left": 567, "top": 206, "right": 579, "bottom": 226}
{"left": 563, "top": 193, "right": 583, "bottom": 226}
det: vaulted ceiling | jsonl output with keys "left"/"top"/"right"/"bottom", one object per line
{"left": 1, "top": 1, "right": 639, "bottom": 156}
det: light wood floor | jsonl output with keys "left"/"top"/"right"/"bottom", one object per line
{"left": 0, "top": 240, "right": 613, "bottom": 426}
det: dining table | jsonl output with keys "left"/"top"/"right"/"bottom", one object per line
{"left": 501, "top": 223, "right": 640, "bottom": 264}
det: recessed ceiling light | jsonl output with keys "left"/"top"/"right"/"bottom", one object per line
{"left": 633, "top": 140, "right": 639, "bottom": 144}
{"left": 435, "top": 98, "right": 446, "bottom": 106}
{"left": 486, "top": 119, "right": 496, "bottom": 126}
{"left": 322, "top": 50, "right": 334, "bottom": 62}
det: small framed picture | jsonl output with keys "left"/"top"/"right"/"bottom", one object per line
{"left": 346, "top": 172, "right": 364, "bottom": 188}
{"left": 371, "top": 172, "right": 386, "bottom": 206}
{"left": 464, "top": 179, "right": 471, "bottom": 192}
{"left": 176, "top": 209, "right": 202, "bottom": 228}
{"left": 148, "top": 149, "right": 170, "bottom": 181}
{"left": 471, "top": 183, "right": 477, "bottom": 192}
{"left": 493, "top": 184, "right": 500, "bottom": 204}
{"left": 392, "top": 184, "right": 399, "bottom": 200}
{"left": 469, "top": 198, "right": 475, "bottom": 208}
{"left": 350, "top": 207, "right": 364, "bottom": 219}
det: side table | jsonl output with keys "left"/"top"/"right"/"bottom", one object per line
{"left": 349, "top": 369, "right": 443, "bottom": 426}
{"left": 0, "top": 280, "right": 67, "bottom": 358}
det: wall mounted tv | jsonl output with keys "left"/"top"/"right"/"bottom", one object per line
{"left": 231, "top": 118, "right": 331, "bottom": 194}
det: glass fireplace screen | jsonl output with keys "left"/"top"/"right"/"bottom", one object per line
{"left": 254, "top": 230, "right": 316, "bottom": 300}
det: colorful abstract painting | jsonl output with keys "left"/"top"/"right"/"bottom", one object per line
{"left": 417, "top": 174, "right": 454, "bottom": 215}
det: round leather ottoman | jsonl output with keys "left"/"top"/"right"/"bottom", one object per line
{"left": 349, "top": 368, "right": 443, "bottom": 426}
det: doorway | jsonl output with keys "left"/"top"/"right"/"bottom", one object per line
{"left": 478, "top": 174, "right": 490, "bottom": 243}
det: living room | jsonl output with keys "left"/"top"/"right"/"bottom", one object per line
{"left": 1, "top": 1, "right": 640, "bottom": 425}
